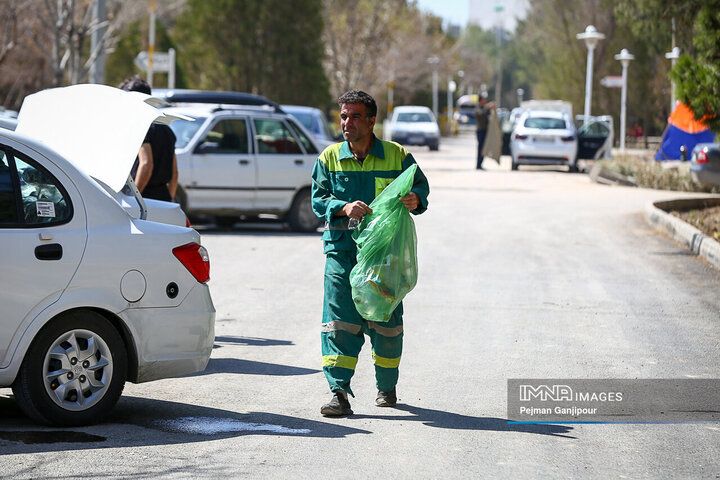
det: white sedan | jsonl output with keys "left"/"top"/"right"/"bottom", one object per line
{"left": 0, "top": 84, "right": 215, "bottom": 426}
{"left": 510, "top": 110, "right": 579, "bottom": 171}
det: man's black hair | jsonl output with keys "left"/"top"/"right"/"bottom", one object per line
{"left": 338, "top": 90, "right": 377, "bottom": 118}
{"left": 118, "top": 75, "right": 152, "bottom": 94}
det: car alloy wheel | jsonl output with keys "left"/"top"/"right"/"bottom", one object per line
{"left": 12, "top": 310, "right": 127, "bottom": 426}
{"left": 42, "top": 328, "right": 114, "bottom": 412}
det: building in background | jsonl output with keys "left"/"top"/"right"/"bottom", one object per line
{"left": 469, "top": 0, "right": 529, "bottom": 32}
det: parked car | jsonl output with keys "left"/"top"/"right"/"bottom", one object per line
{"left": 501, "top": 107, "right": 525, "bottom": 156}
{"left": 510, "top": 110, "right": 612, "bottom": 172}
{"left": 0, "top": 116, "right": 17, "bottom": 131}
{"left": 281, "top": 104, "right": 336, "bottom": 148}
{"left": 388, "top": 105, "right": 440, "bottom": 151}
{"left": 1, "top": 84, "right": 215, "bottom": 426}
{"left": 510, "top": 109, "right": 578, "bottom": 171}
{"left": 152, "top": 89, "right": 324, "bottom": 232}
{"left": 690, "top": 143, "right": 720, "bottom": 186}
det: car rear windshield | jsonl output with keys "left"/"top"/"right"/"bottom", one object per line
{"left": 396, "top": 112, "right": 433, "bottom": 123}
{"left": 168, "top": 116, "right": 206, "bottom": 148}
{"left": 524, "top": 117, "right": 567, "bottom": 130}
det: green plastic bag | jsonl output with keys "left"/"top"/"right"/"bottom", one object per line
{"left": 350, "top": 164, "right": 418, "bottom": 322}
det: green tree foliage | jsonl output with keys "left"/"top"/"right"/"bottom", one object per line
{"left": 173, "top": 0, "right": 329, "bottom": 107}
{"left": 668, "top": 1, "right": 720, "bottom": 132}
{"left": 105, "top": 20, "right": 182, "bottom": 89}
{"left": 616, "top": 0, "right": 720, "bottom": 132}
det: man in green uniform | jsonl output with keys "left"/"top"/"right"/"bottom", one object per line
{"left": 311, "top": 90, "right": 430, "bottom": 416}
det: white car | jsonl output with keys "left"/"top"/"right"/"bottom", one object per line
{"left": 0, "top": 84, "right": 215, "bottom": 426}
{"left": 152, "top": 89, "right": 324, "bottom": 232}
{"left": 389, "top": 105, "right": 440, "bottom": 151}
{"left": 510, "top": 110, "right": 579, "bottom": 171}
{"left": 0, "top": 108, "right": 188, "bottom": 227}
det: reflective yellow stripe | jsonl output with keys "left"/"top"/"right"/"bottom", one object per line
{"left": 367, "top": 321, "right": 403, "bottom": 338}
{"left": 372, "top": 351, "right": 401, "bottom": 369}
{"left": 322, "top": 355, "right": 358, "bottom": 370}
{"left": 322, "top": 321, "right": 362, "bottom": 335}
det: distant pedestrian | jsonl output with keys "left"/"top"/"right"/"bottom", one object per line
{"left": 474, "top": 93, "right": 496, "bottom": 169}
{"left": 118, "top": 75, "right": 178, "bottom": 202}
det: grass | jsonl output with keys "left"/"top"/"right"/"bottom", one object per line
{"left": 596, "top": 154, "right": 720, "bottom": 193}
{"left": 597, "top": 154, "right": 720, "bottom": 240}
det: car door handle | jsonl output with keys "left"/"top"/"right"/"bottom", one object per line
{"left": 294, "top": 159, "right": 304, "bottom": 165}
{"left": 35, "top": 243, "right": 63, "bottom": 261}
{"left": 239, "top": 159, "right": 250, "bottom": 165}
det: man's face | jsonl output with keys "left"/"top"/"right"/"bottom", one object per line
{"left": 340, "top": 103, "right": 375, "bottom": 143}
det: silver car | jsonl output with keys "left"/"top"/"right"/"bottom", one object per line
{"left": 510, "top": 110, "right": 578, "bottom": 171}
{"left": 690, "top": 143, "right": 720, "bottom": 186}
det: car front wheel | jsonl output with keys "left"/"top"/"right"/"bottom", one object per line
{"left": 12, "top": 310, "right": 127, "bottom": 426}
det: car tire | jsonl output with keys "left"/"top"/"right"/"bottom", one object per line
{"left": 287, "top": 188, "right": 322, "bottom": 233}
{"left": 429, "top": 142, "right": 439, "bottom": 151}
{"left": 511, "top": 160, "right": 519, "bottom": 171}
{"left": 12, "top": 310, "right": 127, "bottom": 426}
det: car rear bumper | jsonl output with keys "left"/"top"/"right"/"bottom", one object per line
{"left": 123, "top": 282, "right": 216, "bottom": 383}
{"left": 690, "top": 167, "right": 720, "bottom": 187}
{"left": 514, "top": 155, "right": 572, "bottom": 165}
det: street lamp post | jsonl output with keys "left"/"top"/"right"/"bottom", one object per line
{"left": 576, "top": 25, "right": 605, "bottom": 122}
{"left": 516, "top": 88, "right": 524, "bottom": 107}
{"left": 665, "top": 46, "right": 680, "bottom": 112}
{"left": 615, "top": 48, "right": 634, "bottom": 151}
{"left": 447, "top": 79, "right": 456, "bottom": 136}
{"left": 427, "top": 56, "right": 440, "bottom": 120}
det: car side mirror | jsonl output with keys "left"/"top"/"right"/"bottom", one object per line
{"left": 195, "top": 140, "right": 219, "bottom": 154}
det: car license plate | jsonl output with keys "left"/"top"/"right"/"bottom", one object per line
{"left": 534, "top": 137, "right": 554, "bottom": 143}
{"left": 408, "top": 135, "right": 424, "bottom": 144}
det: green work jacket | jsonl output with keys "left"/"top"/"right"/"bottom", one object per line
{"left": 311, "top": 135, "right": 430, "bottom": 253}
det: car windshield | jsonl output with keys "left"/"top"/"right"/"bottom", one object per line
{"left": 285, "top": 110, "right": 315, "bottom": 131}
{"left": 396, "top": 112, "right": 433, "bottom": 123}
{"left": 525, "top": 117, "right": 567, "bottom": 130}
{"left": 168, "top": 116, "right": 206, "bottom": 148}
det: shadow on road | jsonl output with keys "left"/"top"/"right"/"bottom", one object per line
{"left": 186, "top": 357, "right": 320, "bottom": 377}
{"left": 351, "top": 403, "right": 575, "bottom": 439}
{"left": 0, "top": 395, "right": 369, "bottom": 455}
{"left": 214, "top": 335, "right": 294, "bottom": 347}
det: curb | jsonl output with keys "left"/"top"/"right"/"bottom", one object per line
{"left": 588, "top": 164, "right": 637, "bottom": 186}
{"left": 645, "top": 197, "right": 720, "bottom": 269}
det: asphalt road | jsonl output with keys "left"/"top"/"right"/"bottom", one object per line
{"left": 2, "top": 131, "right": 720, "bottom": 478}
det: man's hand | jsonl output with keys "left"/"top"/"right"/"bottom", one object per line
{"left": 341, "top": 200, "right": 372, "bottom": 220}
{"left": 400, "top": 192, "right": 419, "bottom": 211}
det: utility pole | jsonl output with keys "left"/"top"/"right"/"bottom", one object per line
{"left": 89, "top": 0, "right": 106, "bottom": 84}
{"left": 148, "top": 0, "right": 156, "bottom": 87}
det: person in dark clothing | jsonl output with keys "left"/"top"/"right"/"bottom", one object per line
{"left": 474, "top": 94, "right": 495, "bottom": 170}
{"left": 118, "top": 75, "right": 178, "bottom": 201}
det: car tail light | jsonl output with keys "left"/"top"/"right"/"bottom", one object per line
{"left": 697, "top": 149, "right": 709, "bottom": 164}
{"left": 515, "top": 134, "right": 528, "bottom": 140}
{"left": 561, "top": 136, "right": 575, "bottom": 142}
{"left": 185, "top": 216, "right": 192, "bottom": 228}
{"left": 173, "top": 243, "right": 210, "bottom": 283}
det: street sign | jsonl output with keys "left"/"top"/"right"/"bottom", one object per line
{"left": 134, "top": 51, "right": 172, "bottom": 72}
{"left": 600, "top": 75, "right": 623, "bottom": 88}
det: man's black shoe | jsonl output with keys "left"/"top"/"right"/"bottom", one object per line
{"left": 321, "top": 391, "right": 353, "bottom": 416}
{"left": 376, "top": 388, "right": 397, "bottom": 407}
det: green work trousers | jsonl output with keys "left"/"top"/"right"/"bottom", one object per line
{"left": 321, "top": 250, "right": 404, "bottom": 397}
